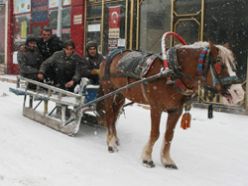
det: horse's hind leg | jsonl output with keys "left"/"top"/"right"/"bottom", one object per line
{"left": 161, "top": 109, "right": 182, "bottom": 169}
{"left": 105, "top": 94, "right": 125, "bottom": 152}
{"left": 142, "top": 107, "right": 162, "bottom": 168}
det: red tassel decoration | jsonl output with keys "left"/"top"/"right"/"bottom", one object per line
{"left": 181, "top": 112, "right": 191, "bottom": 130}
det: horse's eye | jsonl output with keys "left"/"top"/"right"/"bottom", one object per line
{"left": 216, "top": 56, "right": 222, "bottom": 63}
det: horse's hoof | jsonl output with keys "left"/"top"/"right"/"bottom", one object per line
{"left": 108, "top": 146, "right": 118, "bottom": 153}
{"left": 108, "top": 146, "right": 114, "bottom": 153}
{"left": 142, "top": 160, "right": 155, "bottom": 168}
{"left": 164, "top": 164, "right": 178, "bottom": 169}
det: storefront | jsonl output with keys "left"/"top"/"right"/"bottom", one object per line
{"left": 6, "top": 0, "right": 85, "bottom": 74}
{"left": 86, "top": 0, "right": 140, "bottom": 55}
{"left": 6, "top": 0, "right": 141, "bottom": 74}
{"left": 140, "top": 0, "right": 248, "bottom": 80}
{"left": 6, "top": 0, "right": 247, "bottom": 79}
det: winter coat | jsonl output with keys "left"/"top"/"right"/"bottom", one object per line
{"left": 80, "top": 42, "right": 105, "bottom": 84}
{"left": 36, "top": 35, "right": 64, "bottom": 60}
{"left": 17, "top": 46, "right": 43, "bottom": 80}
{"left": 80, "top": 54, "right": 104, "bottom": 84}
{"left": 39, "top": 50, "right": 82, "bottom": 91}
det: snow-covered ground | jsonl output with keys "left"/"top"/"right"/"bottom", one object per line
{"left": 0, "top": 81, "right": 248, "bottom": 186}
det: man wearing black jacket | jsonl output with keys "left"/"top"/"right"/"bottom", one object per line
{"left": 37, "top": 40, "right": 82, "bottom": 92}
{"left": 36, "top": 26, "right": 64, "bottom": 83}
{"left": 80, "top": 41, "right": 105, "bottom": 84}
{"left": 36, "top": 26, "right": 63, "bottom": 60}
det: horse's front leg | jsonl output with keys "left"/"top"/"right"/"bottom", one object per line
{"left": 106, "top": 94, "right": 125, "bottom": 153}
{"left": 161, "top": 109, "right": 182, "bottom": 169}
{"left": 142, "top": 107, "right": 162, "bottom": 168}
{"left": 105, "top": 100, "right": 119, "bottom": 152}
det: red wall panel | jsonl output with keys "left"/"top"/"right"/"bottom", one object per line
{"left": 71, "top": 4, "right": 84, "bottom": 56}
{"left": 7, "top": 0, "right": 19, "bottom": 74}
{"left": 71, "top": 0, "right": 83, "bottom": 6}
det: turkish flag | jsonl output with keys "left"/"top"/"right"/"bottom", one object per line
{"left": 108, "top": 6, "right": 120, "bottom": 29}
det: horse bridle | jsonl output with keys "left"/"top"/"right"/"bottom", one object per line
{"left": 166, "top": 47, "right": 242, "bottom": 97}
{"left": 199, "top": 48, "right": 242, "bottom": 95}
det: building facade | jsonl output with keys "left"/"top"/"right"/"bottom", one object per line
{"left": 2, "top": 0, "right": 248, "bottom": 81}
{"left": 140, "top": 0, "right": 248, "bottom": 80}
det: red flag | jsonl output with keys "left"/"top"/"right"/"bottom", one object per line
{"left": 108, "top": 6, "right": 120, "bottom": 29}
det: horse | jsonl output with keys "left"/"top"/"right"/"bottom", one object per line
{"left": 97, "top": 41, "right": 244, "bottom": 169}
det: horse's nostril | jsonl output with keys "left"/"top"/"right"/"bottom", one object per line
{"left": 234, "top": 89, "right": 238, "bottom": 94}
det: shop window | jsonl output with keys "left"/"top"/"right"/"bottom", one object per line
{"left": 14, "top": 14, "right": 31, "bottom": 44}
{"left": 140, "top": 1, "right": 171, "bottom": 53}
{"left": 49, "top": 9, "right": 58, "bottom": 30}
{"left": 62, "top": 7, "right": 71, "bottom": 40}
{"left": 86, "top": 2, "right": 102, "bottom": 47}
{"left": 174, "top": 0, "right": 201, "bottom": 14}
{"left": 48, "top": 7, "right": 71, "bottom": 40}
{"left": 103, "top": 2, "right": 126, "bottom": 54}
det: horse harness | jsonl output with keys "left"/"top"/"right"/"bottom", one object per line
{"left": 103, "top": 48, "right": 241, "bottom": 102}
{"left": 166, "top": 47, "right": 241, "bottom": 97}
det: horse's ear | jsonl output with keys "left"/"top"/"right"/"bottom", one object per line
{"left": 208, "top": 41, "right": 218, "bottom": 56}
{"left": 223, "top": 42, "right": 230, "bottom": 49}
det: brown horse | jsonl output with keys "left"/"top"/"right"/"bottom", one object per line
{"left": 98, "top": 41, "right": 244, "bottom": 169}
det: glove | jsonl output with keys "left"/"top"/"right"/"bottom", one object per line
{"left": 91, "top": 69, "right": 100, "bottom": 75}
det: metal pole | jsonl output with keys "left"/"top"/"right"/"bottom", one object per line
{"left": 57, "top": 0, "right": 62, "bottom": 37}
{"left": 129, "top": 0, "right": 134, "bottom": 49}
{"left": 200, "top": 0, "right": 205, "bottom": 41}
{"left": 245, "top": 56, "right": 248, "bottom": 111}
{"left": 4, "top": 0, "right": 8, "bottom": 69}
{"left": 100, "top": 0, "right": 105, "bottom": 53}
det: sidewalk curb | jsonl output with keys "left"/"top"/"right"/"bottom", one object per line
{"left": 0, "top": 76, "right": 17, "bottom": 84}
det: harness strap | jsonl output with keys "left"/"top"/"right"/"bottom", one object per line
{"left": 197, "top": 47, "right": 210, "bottom": 76}
{"left": 166, "top": 48, "right": 194, "bottom": 95}
{"left": 103, "top": 49, "right": 129, "bottom": 80}
{"left": 210, "top": 64, "right": 220, "bottom": 86}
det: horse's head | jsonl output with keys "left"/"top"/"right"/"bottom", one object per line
{"left": 202, "top": 42, "right": 244, "bottom": 104}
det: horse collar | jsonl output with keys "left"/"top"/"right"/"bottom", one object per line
{"left": 197, "top": 47, "right": 210, "bottom": 76}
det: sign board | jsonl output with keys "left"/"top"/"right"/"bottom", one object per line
{"left": 73, "top": 14, "right": 82, "bottom": 25}
{"left": 108, "top": 6, "right": 121, "bottom": 50}
{"left": 63, "top": 0, "right": 71, "bottom": 6}
{"left": 49, "top": 0, "right": 58, "bottom": 8}
{"left": 31, "top": 0, "right": 48, "bottom": 23}
{"left": 88, "top": 24, "right": 100, "bottom": 32}
{"left": 14, "top": 0, "right": 31, "bottom": 14}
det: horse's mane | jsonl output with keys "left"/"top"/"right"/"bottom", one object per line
{"left": 215, "top": 45, "right": 236, "bottom": 75}
{"left": 179, "top": 41, "right": 236, "bottom": 75}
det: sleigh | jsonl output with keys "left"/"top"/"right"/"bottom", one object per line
{"left": 9, "top": 77, "right": 100, "bottom": 136}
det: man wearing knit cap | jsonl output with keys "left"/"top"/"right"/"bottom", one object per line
{"left": 80, "top": 41, "right": 105, "bottom": 84}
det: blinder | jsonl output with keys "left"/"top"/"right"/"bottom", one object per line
{"left": 203, "top": 49, "right": 242, "bottom": 94}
